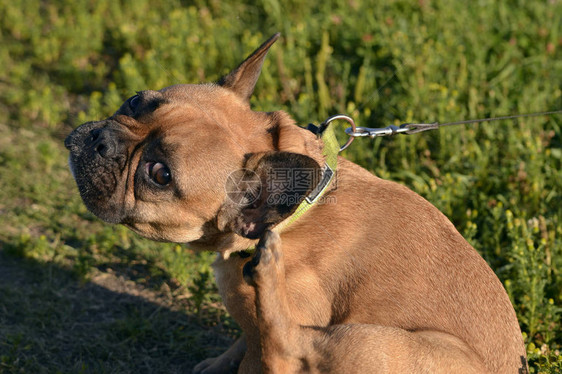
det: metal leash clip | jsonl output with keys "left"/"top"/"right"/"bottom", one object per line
{"left": 345, "top": 123, "right": 441, "bottom": 138}
{"left": 345, "top": 124, "right": 410, "bottom": 138}
{"left": 318, "top": 115, "right": 439, "bottom": 151}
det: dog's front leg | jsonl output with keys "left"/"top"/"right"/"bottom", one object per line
{"left": 192, "top": 335, "right": 246, "bottom": 374}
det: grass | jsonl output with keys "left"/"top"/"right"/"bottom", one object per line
{"left": 0, "top": 0, "right": 561, "bottom": 372}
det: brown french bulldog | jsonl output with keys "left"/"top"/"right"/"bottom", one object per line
{"left": 65, "top": 33, "right": 527, "bottom": 373}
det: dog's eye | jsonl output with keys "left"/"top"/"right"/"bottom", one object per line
{"left": 129, "top": 95, "right": 140, "bottom": 111}
{"left": 146, "top": 162, "right": 172, "bottom": 186}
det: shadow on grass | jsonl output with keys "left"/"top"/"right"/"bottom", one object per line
{"left": 0, "top": 249, "right": 234, "bottom": 374}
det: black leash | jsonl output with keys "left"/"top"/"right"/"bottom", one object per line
{"left": 335, "top": 110, "right": 562, "bottom": 147}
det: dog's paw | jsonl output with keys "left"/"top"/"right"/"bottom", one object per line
{"left": 243, "top": 230, "right": 281, "bottom": 286}
{"left": 192, "top": 356, "right": 239, "bottom": 374}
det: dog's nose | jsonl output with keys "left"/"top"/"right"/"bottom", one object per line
{"left": 89, "top": 128, "right": 117, "bottom": 158}
{"left": 64, "top": 133, "right": 73, "bottom": 150}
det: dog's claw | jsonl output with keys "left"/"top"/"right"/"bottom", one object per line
{"left": 257, "top": 230, "right": 280, "bottom": 252}
{"left": 193, "top": 356, "right": 239, "bottom": 374}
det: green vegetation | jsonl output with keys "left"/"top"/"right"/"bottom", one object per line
{"left": 1, "top": 0, "right": 561, "bottom": 372}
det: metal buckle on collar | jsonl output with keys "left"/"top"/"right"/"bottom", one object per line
{"left": 305, "top": 164, "right": 333, "bottom": 204}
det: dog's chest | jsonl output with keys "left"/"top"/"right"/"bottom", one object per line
{"left": 212, "top": 254, "right": 258, "bottom": 329}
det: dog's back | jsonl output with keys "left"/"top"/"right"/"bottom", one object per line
{"left": 287, "top": 158, "right": 527, "bottom": 373}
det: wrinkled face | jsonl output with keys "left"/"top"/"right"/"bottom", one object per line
{"left": 65, "top": 34, "right": 324, "bottom": 248}
{"left": 65, "top": 84, "right": 273, "bottom": 243}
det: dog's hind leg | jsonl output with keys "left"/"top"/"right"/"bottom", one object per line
{"left": 244, "top": 231, "right": 490, "bottom": 374}
{"left": 243, "top": 230, "right": 306, "bottom": 373}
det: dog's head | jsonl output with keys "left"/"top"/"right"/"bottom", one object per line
{"left": 65, "top": 33, "right": 323, "bottom": 249}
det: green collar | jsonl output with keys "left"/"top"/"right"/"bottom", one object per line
{"left": 273, "top": 123, "right": 339, "bottom": 232}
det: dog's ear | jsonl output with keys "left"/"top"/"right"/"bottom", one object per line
{"left": 218, "top": 33, "right": 280, "bottom": 102}
{"left": 218, "top": 151, "right": 321, "bottom": 239}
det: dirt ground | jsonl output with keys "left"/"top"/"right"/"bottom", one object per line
{"left": 0, "top": 250, "right": 234, "bottom": 373}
